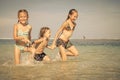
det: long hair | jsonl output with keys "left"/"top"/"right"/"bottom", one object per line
{"left": 39, "top": 27, "right": 50, "bottom": 38}
{"left": 66, "top": 9, "right": 78, "bottom": 20}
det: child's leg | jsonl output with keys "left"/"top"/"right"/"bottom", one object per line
{"left": 24, "top": 47, "right": 35, "bottom": 58}
{"left": 67, "top": 45, "right": 79, "bottom": 56}
{"left": 24, "top": 47, "right": 35, "bottom": 63}
{"left": 59, "top": 45, "right": 67, "bottom": 61}
{"left": 14, "top": 46, "right": 21, "bottom": 65}
{"left": 43, "top": 56, "right": 51, "bottom": 61}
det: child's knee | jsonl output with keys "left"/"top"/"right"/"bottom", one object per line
{"left": 44, "top": 56, "right": 51, "bottom": 61}
{"left": 75, "top": 53, "right": 79, "bottom": 56}
{"left": 73, "top": 51, "right": 79, "bottom": 56}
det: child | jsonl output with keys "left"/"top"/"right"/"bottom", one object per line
{"left": 13, "top": 9, "right": 35, "bottom": 65}
{"left": 50, "top": 9, "right": 79, "bottom": 61}
{"left": 32, "top": 27, "right": 51, "bottom": 61}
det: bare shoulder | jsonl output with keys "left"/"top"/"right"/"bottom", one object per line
{"left": 14, "top": 23, "right": 18, "bottom": 27}
{"left": 63, "top": 21, "right": 69, "bottom": 26}
{"left": 27, "top": 24, "right": 32, "bottom": 29}
{"left": 60, "top": 21, "right": 69, "bottom": 29}
{"left": 13, "top": 23, "right": 19, "bottom": 29}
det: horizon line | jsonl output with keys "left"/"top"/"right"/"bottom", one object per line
{"left": 0, "top": 38, "right": 120, "bottom": 40}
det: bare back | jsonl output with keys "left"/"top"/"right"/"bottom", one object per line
{"left": 34, "top": 38, "right": 48, "bottom": 54}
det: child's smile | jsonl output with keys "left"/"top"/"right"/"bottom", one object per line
{"left": 18, "top": 12, "right": 28, "bottom": 25}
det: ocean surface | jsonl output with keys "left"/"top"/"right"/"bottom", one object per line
{"left": 0, "top": 39, "right": 120, "bottom": 80}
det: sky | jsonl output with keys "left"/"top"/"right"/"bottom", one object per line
{"left": 0, "top": 0, "right": 120, "bottom": 39}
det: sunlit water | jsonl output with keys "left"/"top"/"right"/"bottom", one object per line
{"left": 0, "top": 39, "right": 120, "bottom": 80}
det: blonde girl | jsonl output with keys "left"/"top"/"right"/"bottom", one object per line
{"left": 13, "top": 9, "right": 35, "bottom": 65}
{"left": 32, "top": 27, "right": 51, "bottom": 61}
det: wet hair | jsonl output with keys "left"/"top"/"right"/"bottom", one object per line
{"left": 39, "top": 27, "right": 50, "bottom": 38}
{"left": 17, "top": 9, "right": 29, "bottom": 22}
{"left": 66, "top": 9, "right": 78, "bottom": 20}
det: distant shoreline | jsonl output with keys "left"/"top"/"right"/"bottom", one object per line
{"left": 1, "top": 38, "right": 120, "bottom": 46}
{"left": 0, "top": 38, "right": 120, "bottom": 41}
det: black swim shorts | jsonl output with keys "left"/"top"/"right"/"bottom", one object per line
{"left": 34, "top": 52, "right": 46, "bottom": 61}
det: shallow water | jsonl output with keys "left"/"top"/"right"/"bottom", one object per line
{"left": 0, "top": 39, "right": 120, "bottom": 80}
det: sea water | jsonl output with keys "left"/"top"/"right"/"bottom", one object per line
{"left": 0, "top": 39, "right": 120, "bottom": 80}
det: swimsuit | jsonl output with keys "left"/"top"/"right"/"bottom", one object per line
{"left": 64, "top": 22, "right": 76, "bottom": 31}
{"left": 56, "top": 38, "right": 73, "bottom": 49}
{"left": 34, "top": 52, "right": 46, "bottom": 61}
{"left": 33, "top": 39, "right": 47, "bottom": 61}
{"left": 15, "top": 24, "right": 30, "bottom": 51}
{"left": 65, "top": 24, "right": 75, "bottom": 31}
{"left": 56, "top": 22, "right": 75, "bottom": 49}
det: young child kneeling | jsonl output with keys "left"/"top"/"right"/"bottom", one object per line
{"left": 32, "top": 27, "right": 52, "bottom": 61}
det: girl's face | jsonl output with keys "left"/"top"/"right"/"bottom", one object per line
{"left": 44, "top": 30, "right": 51, "bottom": 38}
{"left": 69, "top": 12, "right": 78, "bottom": 22}
{"left": 18, "top": 12, "right": 28, "bottom": 25}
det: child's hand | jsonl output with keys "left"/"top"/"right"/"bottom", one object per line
{"left": 47, "top": 46, "right": 54, "bottom": 49}
{"left": 19, "top": 36, "right": 24, "bottom": 40}
{"left": 49, "top": 44, "right": 56, "bottom": 49}
{"left": 21, "top": 38, "right": 31, "bottom": 44}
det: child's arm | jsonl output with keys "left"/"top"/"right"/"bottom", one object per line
{"left": 13, "top": 24, "right": 24, "bottom": 41}
{"left": 13, "top": 24, "right": 31, "bottom": 44}
{"left": 21, "top": 38, "right": 31, "bottom": 44}
{"left": 50, "top": 22, "right": 68, "bottom": 49}
{"left": 28, "top": 26, "right": 32, "bottom": 41}
{"left": 47, "top": 45, "right": 54, "bottom": 50}
{"left": 33, "top": 38, "right": 43, "bottom": 44}
{"left": 31, "top": 38, "right": 43, "bottom": 47}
